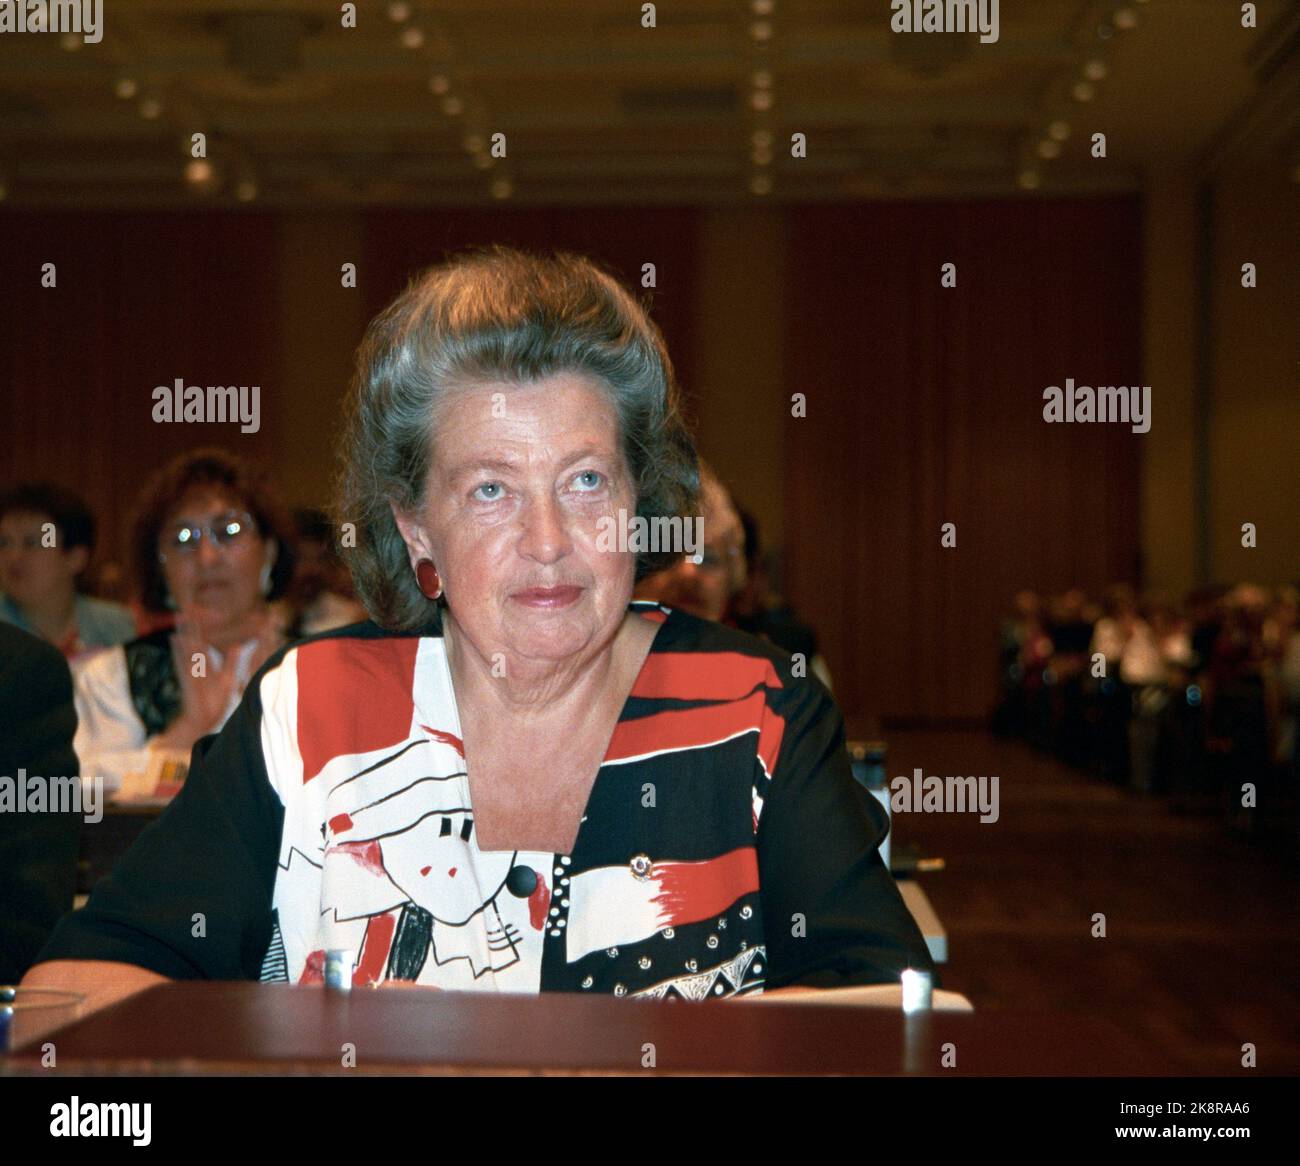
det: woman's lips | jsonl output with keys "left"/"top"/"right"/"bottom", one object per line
{"left": 510, "top": 585, "right": 583, "bottom": 609}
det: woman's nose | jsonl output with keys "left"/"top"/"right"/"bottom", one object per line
{"left": 517, "top": 495, "right": 572, "bottom": 564}
{"left": 195, "top": 536, "right": 223, "bottom": 566}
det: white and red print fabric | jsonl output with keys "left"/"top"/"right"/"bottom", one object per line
{"left": 258, "top": 605, "right": 779, "bottom": 998}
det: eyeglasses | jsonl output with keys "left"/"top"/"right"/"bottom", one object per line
{"left": 158, "top": 510, "right": 257, "bottom": 561}
{"left": 692, "top": 545, "right": 744, "bottom": 572}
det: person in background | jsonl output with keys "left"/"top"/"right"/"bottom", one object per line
{"left": 633, "top": 461, "right": 745, "bottom": 622}
{"left": 0, "top": 625, "right": 82, "bottom": 982}
{"left": 1269, "top": 586, "right": 1300, "bottom": 817}
{"left": 731, "top": 505, "right": 834, "bottom": 692}
{"left": 0, "top": 483, "right": 136, "bottom": 661}
{"left": 71, "top": 449, "right": 293, "bottom": 797}
{"left": 1206, "top": 584, "right": 1272, "bottom": 829}
{"left": 992, "top": 590, "right": 1046, "bottom": 736}
{"left": 1046, "top": 588, "right": 1100, "bottom": 769}
{"left": 275, "top": 508, "right": 366, "bottom": 637}
{"left": 1091, "top": 584, "right": 1140, "bottom": 671}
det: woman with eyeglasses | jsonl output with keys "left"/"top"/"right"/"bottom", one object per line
{"left": 71, "top": 449, "right": 294, "bottom": 798}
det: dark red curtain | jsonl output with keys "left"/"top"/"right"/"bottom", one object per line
{"left": 781, "top": 197, "right": 1144, "bottom": 728}
{"left": 0, "top": 211, "right": 281, "bottom": 562}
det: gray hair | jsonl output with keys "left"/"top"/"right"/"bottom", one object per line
{"left": 335, "top": 244, "right": 700, "bottom": 632}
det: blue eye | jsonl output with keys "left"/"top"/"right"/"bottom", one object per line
{"left": 472, "top": 482, "right": 503, "bottom": 502}
{"left": 573, "top": 470, "right": 603, "bottom": 491}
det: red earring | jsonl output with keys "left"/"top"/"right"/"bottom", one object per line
{"left": 415, "top": 559, "right": 443, "bottom": 601}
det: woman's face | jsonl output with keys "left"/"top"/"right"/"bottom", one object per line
{"left": 159, "top": 488, "right": 274, "bottom": 632}
{"left": 397, "top": 374, "right": 638, "bottom": 670}
{"left": 634, "top": 476, "right": 743, "bottom": 622}
{"left": 0, "top": 509, "right": 85, "bottom": 609}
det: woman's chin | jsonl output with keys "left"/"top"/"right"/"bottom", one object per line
{"left": 498, "top": 611, "right": 601, "bottom": 663}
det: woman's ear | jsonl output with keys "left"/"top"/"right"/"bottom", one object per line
{"left": 389, "top": 501, "right": 433, "bottom": 568}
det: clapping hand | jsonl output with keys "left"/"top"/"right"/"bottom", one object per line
{"left": 154, "top": 608, "right": 286, "bottom": 753}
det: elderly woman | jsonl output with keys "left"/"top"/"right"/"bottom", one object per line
{"left": 27, "top": 246, "right": 932, "bottom": 1009}
{"left": 71, "top": 449, "right": 291, "bottom": 798}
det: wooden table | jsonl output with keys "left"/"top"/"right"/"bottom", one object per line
{"left": 0, "top": 982, "right": 1202, "bottom": 1076}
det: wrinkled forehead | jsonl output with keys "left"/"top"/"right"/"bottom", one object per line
{"left": 430, "top": 375, "right": 625, "bottom": 469}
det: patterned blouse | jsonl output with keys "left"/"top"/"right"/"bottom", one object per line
{"left": 41, "top": 603, "right": 935, "bottom": 998}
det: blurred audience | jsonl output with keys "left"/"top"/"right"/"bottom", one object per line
{"left": 72, "top": 449, "right": 293, "bottom": 798}
{"left": 275, "top": 508, "right": 366, "bottom": 636}
{"left": 994, "top": 580, "right": 1300, "bottom": 841}
{"left": 731, "top": 505, "right": 834, "bottom": 691}
{"left": 635, "top": 463, "right": 833, "bottom": 688}
{"left": 0, "top": 483, "right": 135, "bottom": 660}
{"left": 634, "top": 461, "right": 746, "bottom": 622}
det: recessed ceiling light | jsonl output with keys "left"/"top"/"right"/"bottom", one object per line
{"left": 1072, "top": 81, "right": 1095, "bottom": 102}
{"left": 185, "top": 159, "right": 214, "bottom": 186}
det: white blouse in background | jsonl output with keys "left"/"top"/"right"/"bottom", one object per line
{"left": 73, "top": 638, "right": 261, "bottom": 797}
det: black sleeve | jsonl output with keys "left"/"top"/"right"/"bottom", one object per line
{"left": 34, "top": 671, "right": 285, "bottom": 980}
{"left": 0, "top": 627, "right": 82, "bottom": 982}
{"left": 756, "top": 672, "right": 939, "bottom": 989}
